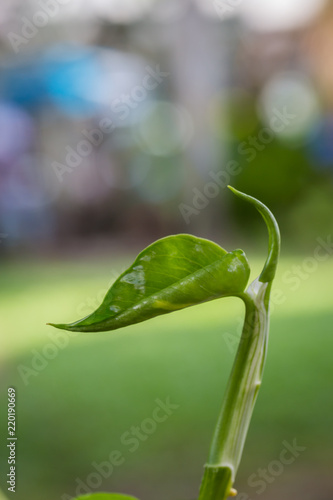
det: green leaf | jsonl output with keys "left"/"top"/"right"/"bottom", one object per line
{"left": 74, "top": 495, "right": 139, "bottom": 500}
{"left": 49, "top": 234, "right": 250, "bottom": 332}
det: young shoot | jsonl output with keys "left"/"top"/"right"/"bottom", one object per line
{"left": 49, "top": 186, "right": 280, "bottom": 500}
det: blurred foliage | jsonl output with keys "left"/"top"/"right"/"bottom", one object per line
{"left": 212, "top": 94, "right": 333, "bottom": 249}
{"left": 285, "top": 183, "right": 333, "bottom": 247}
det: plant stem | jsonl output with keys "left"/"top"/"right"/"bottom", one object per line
{"left": 198, "top": 186, "right": 280, "bottom": 500}
{"left": 198, "top": 278, "right": 271, "bottom": 500}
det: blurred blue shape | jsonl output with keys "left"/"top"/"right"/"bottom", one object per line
{"left": 0, "top": 43, "right": 161, "bottom": 126}
{"left": 42, "top": 45, "right": 104, "bottom": 117}
{"left": 307, "top": 115, "right": 333, "bottom": 169}
{"left": 0, "top": 61, "right": 47, "bottom": 109}
{"left": 0, "top": 45, "right": 106, "bottom": 117}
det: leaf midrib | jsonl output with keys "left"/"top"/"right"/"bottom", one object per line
{"left": 85, "top": 253, "right": 237, "bottom": 328}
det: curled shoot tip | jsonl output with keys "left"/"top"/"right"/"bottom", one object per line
{"left": 228, "top": 186, "right": 280, "bottom": 283}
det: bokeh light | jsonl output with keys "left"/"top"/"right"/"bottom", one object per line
{"left": 134, "top": 101, "right": 193, "bottom": 157}
{"left": 240, "top": 0, "right": 328, "bottom": 32}
{"left": 258, "top": 72, "right": 321, "bottom": 145}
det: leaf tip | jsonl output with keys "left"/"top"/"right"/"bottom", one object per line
{"left": 47, "top": 322, "right": 68, "bottom": 330}
{"left": 227, "top": 185, "right": 243, "bottom": 198}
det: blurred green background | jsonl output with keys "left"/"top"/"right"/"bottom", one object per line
{"left": 0, "top": 1, "right": 333, "bottom": 499}
{"left": 0, "top": 254, "right": 333, "bottom": 500}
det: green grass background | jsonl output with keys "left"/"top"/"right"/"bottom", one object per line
{"left": 0, "top": 252, "right": 332, "bottom": 500}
